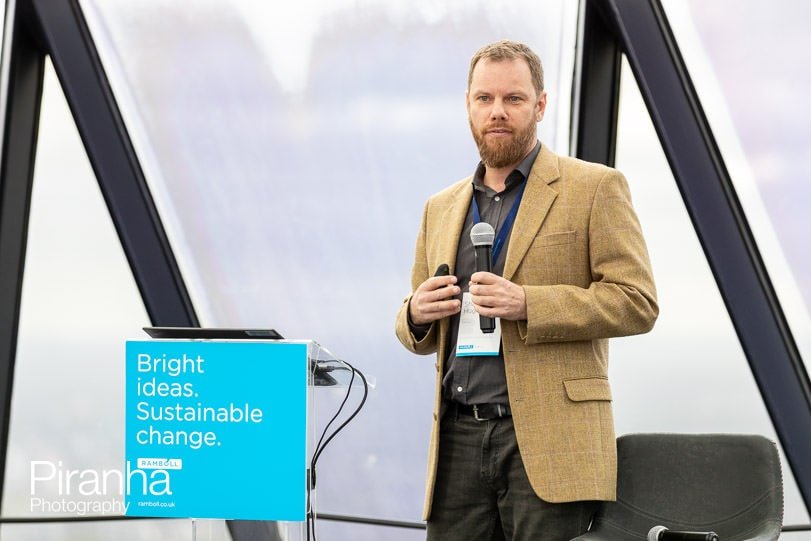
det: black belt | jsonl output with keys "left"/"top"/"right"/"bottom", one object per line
{"left": 448, "top": 401, "right": 511, "bottom": 421}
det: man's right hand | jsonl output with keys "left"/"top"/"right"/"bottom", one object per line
{"left": 409, "top": 276, "right": 462, "bottom": 325}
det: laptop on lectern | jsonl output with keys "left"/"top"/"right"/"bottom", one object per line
{"left": 143, "top": 327, "right": 284, "bottom": 340}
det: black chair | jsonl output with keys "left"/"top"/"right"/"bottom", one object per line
{"left": 572, "top": 433, "right": 783, "bottom": 541}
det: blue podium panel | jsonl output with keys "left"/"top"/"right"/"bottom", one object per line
{"left": 124, "top": 340, "right": 309, "bottom": 520}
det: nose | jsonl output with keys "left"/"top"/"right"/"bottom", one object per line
{"left": 490, "top": 98, "right": 507, "bottom": 120}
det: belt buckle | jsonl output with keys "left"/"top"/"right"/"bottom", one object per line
{"left": 472, "top": 404, "right": 489, "bottom": 422}
{"left": 471, "top": 404, "right": 507, "bottom": 421}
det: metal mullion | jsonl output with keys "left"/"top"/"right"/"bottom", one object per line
{"left": 572, "top": 0, "right": 622, "bottom": 166}
{"left": 29, "top": 0, "right": 198, "bottom": 327}
{"left": 0, "top": 0, "right": 45, "bottom": 511}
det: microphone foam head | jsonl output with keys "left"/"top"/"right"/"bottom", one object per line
{"left": 648, "top": 526, "right": 668, "bottom": 541}
{"left": 471, "top": 222, "right": 495, "bottom": 246}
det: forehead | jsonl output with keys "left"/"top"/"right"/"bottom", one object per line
{"left": 469, "top": 57, "right": 534, "bottom": 94}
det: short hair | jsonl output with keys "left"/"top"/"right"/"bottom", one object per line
{"left": 467, "top": 40, "right": 544, "bottom": 94}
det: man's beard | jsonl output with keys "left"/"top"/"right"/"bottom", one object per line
{"left": 470, "top": 118, "right": 536, "bottom": 169}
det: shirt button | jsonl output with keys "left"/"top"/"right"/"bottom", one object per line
{"left": 456, "top": 386, "right": 463, "bottom": 392}
{"left": 494, "top": 196, "right": 501, "bottom": 202}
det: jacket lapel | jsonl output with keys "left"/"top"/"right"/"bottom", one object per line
{"left": 436, "top": 181, "right": 473, "bottom": 275}
{"left": 434, "top": 181, "right": 472, "bottom": 358}
{"left": 503, "top": 145, "right": 560, "bottom": 282}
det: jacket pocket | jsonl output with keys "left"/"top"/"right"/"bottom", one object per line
{"left": 563, "top": 377, "right": 612, "bottom": 402}
{"left": 538, "top": 230, "right": 577, "bottom": 247}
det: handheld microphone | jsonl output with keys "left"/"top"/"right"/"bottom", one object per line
{"left": 470, "top": 222, "right": 496, "bottom": 334}
{"left": 648, "top": 526, "right": 719, "bottom": 541}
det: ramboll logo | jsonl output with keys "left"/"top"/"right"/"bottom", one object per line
{"left": 137, "top": 458, "right": 183, "bottom": 470}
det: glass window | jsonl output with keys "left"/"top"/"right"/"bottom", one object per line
{"left": 78, "top": 0, "right": 578, "bottom": 525}
{"left": 662, "top": 0, "right": 811, "bottom": 371}
{"left": 614, "top": 58, "right": 808, "bottom": 525}
{"left": 1, "top": 60, "right": 226, "bottom": 539}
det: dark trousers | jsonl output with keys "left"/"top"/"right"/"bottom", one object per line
{"left": 427, "top": 409, "right": 596, "bottom": 541}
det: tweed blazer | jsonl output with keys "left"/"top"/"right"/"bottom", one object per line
{"left": 395, "top": 144, "right": 658, "bottom": 521}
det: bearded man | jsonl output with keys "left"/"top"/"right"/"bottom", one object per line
{"left": 395, "top": 40, "right": 658, "bottom": 540}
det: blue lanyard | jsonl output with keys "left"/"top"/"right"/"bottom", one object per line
{"left": 471, "top": 180, "right": 527, "bottom": 264}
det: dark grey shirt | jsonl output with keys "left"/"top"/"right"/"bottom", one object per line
{"left": 441, "top": 141, "right": 541, "bottom": 406}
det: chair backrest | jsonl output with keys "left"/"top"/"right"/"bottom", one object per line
{"left": 577, "top": 433, "right": 783, "bottom": 541}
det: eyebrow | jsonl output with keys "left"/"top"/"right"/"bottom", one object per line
{"left": 470, "top": 88, "right": 530, "bottom": 96}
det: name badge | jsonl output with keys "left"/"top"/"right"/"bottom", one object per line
{"left": 455, "top": 292, "right": 502, "bottom": 357}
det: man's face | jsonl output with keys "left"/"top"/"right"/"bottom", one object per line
{"left": 467, "top": 58, "right": 547, "bottom": 169}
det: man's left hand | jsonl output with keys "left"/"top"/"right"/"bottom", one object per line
{"left": 469, "top": 272, "right": 527, "bottom": 321}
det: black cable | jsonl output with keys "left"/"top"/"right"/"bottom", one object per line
{"left": 306, "top": 359, "right": 369, "bottom": 541}
{"left": 307, "top": 365, "right": 355, "bottom": 541}
{"left": 312, "top": 360, "right": 368, "bottom": 471}
{"left": 311, "top": 365, "right": 356, "bottom": 488}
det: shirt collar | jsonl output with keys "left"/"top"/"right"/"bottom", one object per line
{"left": 472, "top": 140, "right": 541, "bottom": 194}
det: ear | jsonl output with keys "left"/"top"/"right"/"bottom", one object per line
{"left": 535, "top": 91, "right": 548, "bottom": 122}
{"left": 465, "top": 90, "right": 471, "bottom": 114}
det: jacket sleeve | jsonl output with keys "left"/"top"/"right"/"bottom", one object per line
{"left": 395, "top": 200, "right": 439, "bottom": 355}
{"left": 518, "top": 170, "right": 658, "bottom": 343}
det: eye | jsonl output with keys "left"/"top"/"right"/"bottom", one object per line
{"left": 508, "top": 96, "right": 523, "bottom": 104}
{"left": 477, "top": 95, "right": 491, "bottom": 103}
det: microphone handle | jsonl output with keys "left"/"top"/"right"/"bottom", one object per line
{"left": 473, "top": 245, "right": 496, "bottom": 334}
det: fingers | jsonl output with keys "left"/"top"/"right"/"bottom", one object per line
{"left": 411, "top": 297, "right": 462, "bottom": 325}
{"left": 470, "top": 271, "right": 499, "bottom": 285}
{"left": 420, "top": 275, "right": 460, "bottom": 300}
{"left": 468, "top": 275, "right": 508, "bottom": 299}
{"left": 410, "top": 275, "right": 462, "bottom": 325}
{"left": 469, "top": 276, "right": 527, "bottom": 321}
{"left": 419, "top": 299, "right": 462, "bottom": 320}
{"left": 469, "top": 302, "right": 504, "bottom": 319}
